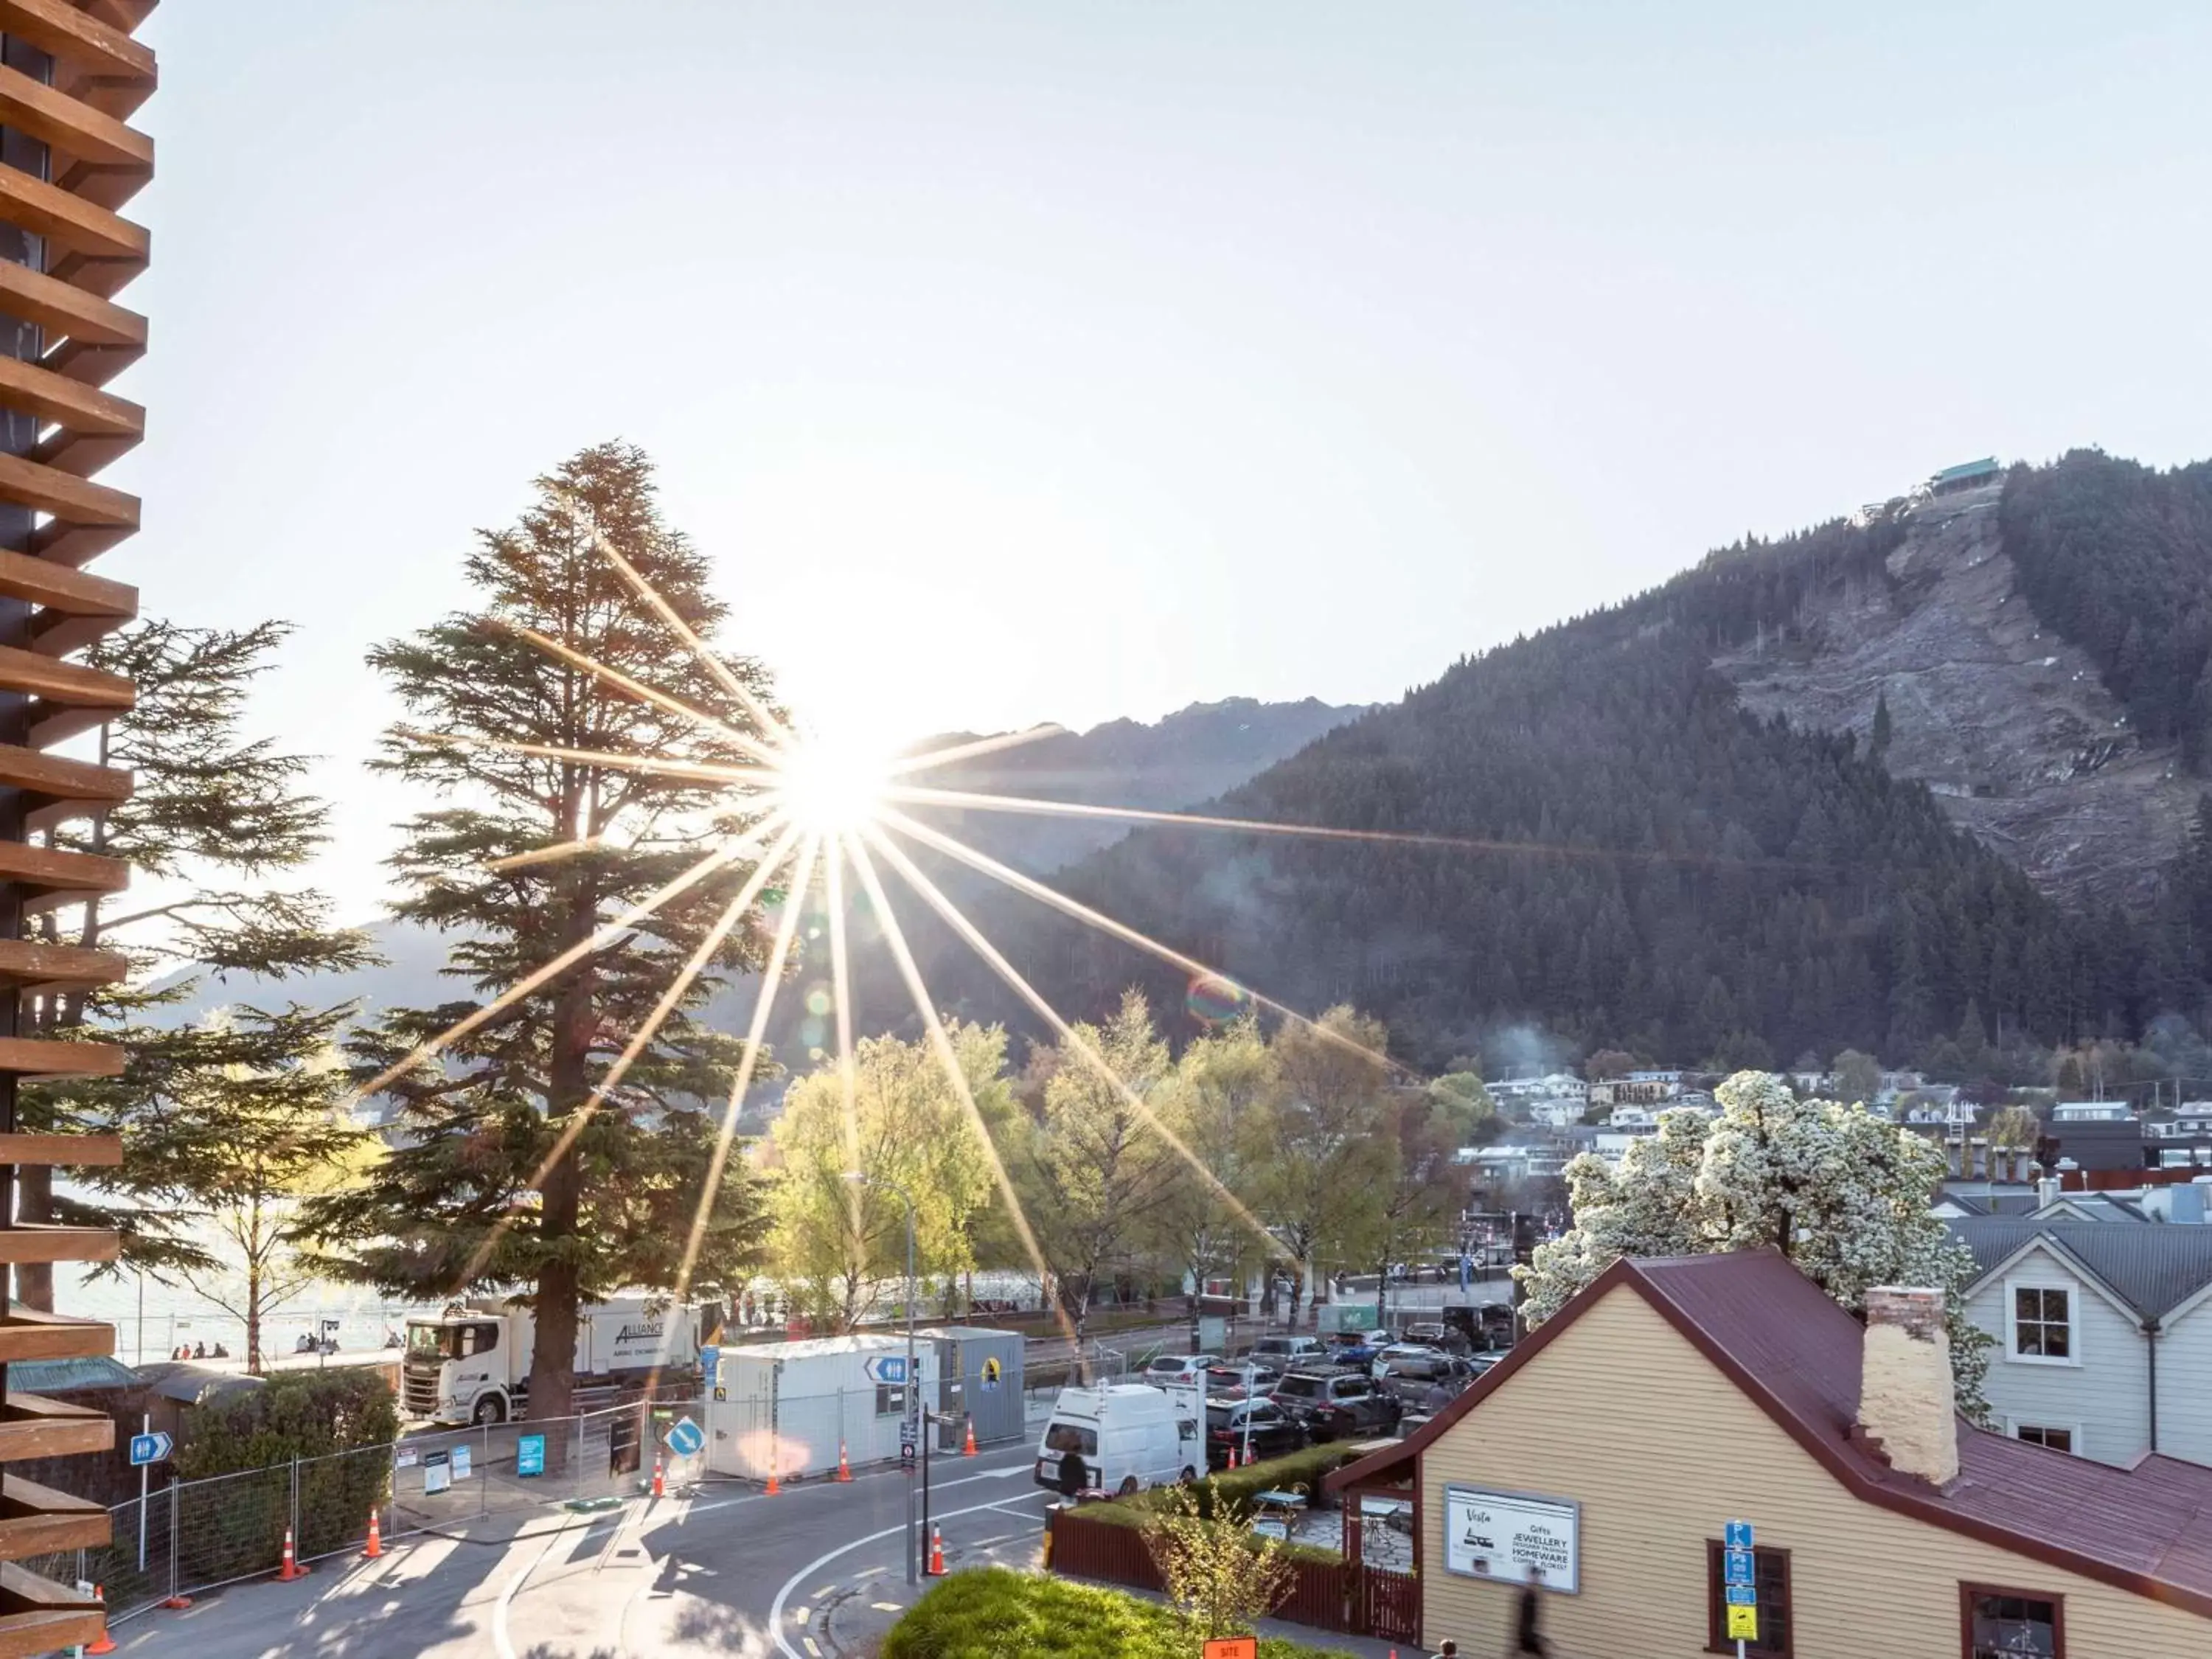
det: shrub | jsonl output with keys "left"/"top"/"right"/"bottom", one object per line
{"left": 883, "top": 1568, "right": 1360, "bottom": 1659}
{"left": 175, "top": 1368, "right": 399, "bottom": 1568}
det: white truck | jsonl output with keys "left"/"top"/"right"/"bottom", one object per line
{"left": 401, "top": 1296, "right": 701, "bottom": 1425}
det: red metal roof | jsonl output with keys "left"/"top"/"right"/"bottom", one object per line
{"left": 1327, "top": 1249, "right": 2212, "bottom": 1617}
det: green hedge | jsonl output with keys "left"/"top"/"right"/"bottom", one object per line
{"left": 883, "top": 1568, "right": 1360, "bottom": 1659}
{"left": 174, "top": 1368, "right": 400, "bottom": 1570}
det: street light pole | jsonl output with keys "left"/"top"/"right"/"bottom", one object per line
{"left": 847, "top": 1172, "right": 920, "bottom": 1585}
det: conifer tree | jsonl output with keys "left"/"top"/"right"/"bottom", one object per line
{"left": 305, "top": 442, "right": 776, "bottom": 1421}
{"left": 23, "top": 620, "right": 375, "bottom": 1310}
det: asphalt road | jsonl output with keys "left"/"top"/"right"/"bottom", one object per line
{"left": 107, "top": 1438, "right": 1052, "bottom": 1659}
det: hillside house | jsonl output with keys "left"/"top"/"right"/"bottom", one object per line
{"left": 2053, "top": 1102, "right": 2135, "bottom": 1124}
{"left": 1926, "top": 456, "right": 2005, "bottom": 497}
{"left": 1949, "top": 1217, "right": 2212, "bottom": 1467}
{"left": 1324, "top": 1251, "right": 2212, "bottom": 1656}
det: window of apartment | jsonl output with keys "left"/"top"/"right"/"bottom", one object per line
{"left": 1705, "top": 1541, "right": 1790, "bottom": 1657}
{"left": 2010, "top": 1423, "right": 2076, "bottom": 1455}
{"left": 1961, "top": 1584, "right": 2063, "bottom": 1658}
{"left": 2008, "top": 1283, "right": 2073, "bottom": 1363}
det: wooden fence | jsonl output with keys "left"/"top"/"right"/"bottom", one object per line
{"left": 1046, "top": 1505, "right": 1378, "bottom": 1635}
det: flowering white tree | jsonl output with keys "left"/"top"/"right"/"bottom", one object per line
{"left": 1516, "top": 1071, "right": 1990, "bottom": 1413}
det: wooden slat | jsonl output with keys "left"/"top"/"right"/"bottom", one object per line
{"left": 0, "top": 840, "right": 126, "bottom": 905}
{"left": 0, "top": 1043, "right": 125, "bottom": 1082}
{"left": 0, "top": 0, "right": 156, "bottom": 96}
{"left": 0, "top": 260, "right": 145, "bottom": 389}
{"left": 0, "top": 1473, "right": 110, "bottom": 1555}
{"left": 0, "top": 451, "right": 135, "bottom": 530}
{"left": 76, "top": 0, "right": 159, "bottom": 33}
{"left": 0, "top": 63, "right": 150, "bottom": 173}
{"left": 0, "top": 937, "right": 125, "bottom": 991}
{"left": 0, "top": 161, "right": 146, "bottom": 271}
{"left": 29, "top": 517, "right": 131, "bottom": 570}
{"left": 0, "top": 746, "right": 131, "bottom": 827}
{"left": 0, "top": 1394, "right": 111, "bottom": 1463}
{"left": 0, "top": 546, "right": 134, "bottom": 621}
{"left": 0, "top": 356, "right": 140, "bottom": 438}
{"left": 0, "top": 1133, "right": 120, "bottom": 1166}
{"left": 0, "top": 644, "right": 132, "bottom": 713}
{"left": 0, "top": 1309, "right": 114, "bottom": 1365}
{"left": 0, "top": 1225, "right": 117, "bottom": 1267}
{"left": 0, "top": 1605, "right": 103, "bottom": 1659}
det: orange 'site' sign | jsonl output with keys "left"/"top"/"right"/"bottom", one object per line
{"left": 1202, "top": 1641, "right": 1258, "bottom": 1659}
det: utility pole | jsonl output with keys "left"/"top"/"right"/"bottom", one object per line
{"left": 847, "top": 1172, "right": 919, "bottom": 1585}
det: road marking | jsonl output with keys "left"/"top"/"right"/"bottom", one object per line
{"left": 493, "top": 1520, "right": 587, "bottom": 1659}
{"left": 790, "top": 1605, "right": 809, "bottom": 1625}
{"left": 813, "top": 1582, "right": 835, "bottom": 1598}
{"left": 803, "top": 1640, "right": 820, "bottom": 1657}
{"left": 678, "top": 1453, "right": 1037, "bottom": 1520}
{"left": 768, "top": 1490, "right": 1054, "bottom": 1659}
{"left": 871, "top": 1601, "right": 903, "bottom": 1612}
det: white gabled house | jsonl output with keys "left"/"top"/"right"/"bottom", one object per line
{"left": 1948, "top": 1217, "right": 2212, "bottom": 1467}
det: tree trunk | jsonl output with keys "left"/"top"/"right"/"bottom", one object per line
{"left": 527, "top": 894, "right": 595, "bottom": 1425}
{"left": 246, "top": 1258, "right": 262, "bottom": 1375}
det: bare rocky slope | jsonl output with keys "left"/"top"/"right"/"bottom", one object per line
{"left": 1717, "top": 482, "right": 2197, "bottom": 911}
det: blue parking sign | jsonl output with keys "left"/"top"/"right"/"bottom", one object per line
{"left": 1725, "top": 1548, "right": 1754, "bottom": 1585}
{"left": 1725, "top": 1584, "right": 1758, "bottom": 1607}
{"left": 518, "top": 1433, "right": 546, "bottom": 1478}
{"left": 1725, "top": 1519, "right": 1754, "bottom": 1550}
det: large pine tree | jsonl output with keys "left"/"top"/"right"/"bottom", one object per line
{"left": 307, "top": 442, "right": 776, "bottom": 1421}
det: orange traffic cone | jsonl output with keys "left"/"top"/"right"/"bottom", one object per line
{"left": 837, "top": 1440, "right": 852, "bottom": 1482}
{"left": 83, "top": 1587, "right": 116, "bottom": 1655}
{"left": 277, "top": 1525, "right": 307, "bottom": 1582}
{"left": 765, "top": 1459, "right": 782, "bottom": 1496}
{"left": 651, "top": 1453, "right": 665, "bottom": 1498}
{"left": 961, "top": 1416, "right": 977, "bottom": 1457}
{"left": 928, "top": 1525, "right": 945, "bottom": 1575}
{"left": 364, "top": 1507, "right": 383, "bottom": 1559}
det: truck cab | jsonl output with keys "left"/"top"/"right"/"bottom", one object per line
{"left": 403, "top": 1310, "right": 514, "bottom": 1425}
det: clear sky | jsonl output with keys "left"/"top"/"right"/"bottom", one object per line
{"left": 106, "top": 1, "right": 2212, "bottom": 919}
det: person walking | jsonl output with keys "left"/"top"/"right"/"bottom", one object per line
{"left": 1514, "top": 1565, "right": 1551, "bottom": 1656}
{"left": 1428, "top": 1641, "right": 1458, "bottom": 1659}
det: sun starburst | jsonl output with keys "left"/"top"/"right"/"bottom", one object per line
{"left": 360, "top": 517, "right": 1727, "bottom": 1337}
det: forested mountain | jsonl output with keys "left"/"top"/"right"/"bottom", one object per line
{"left": 919, "top": 457, "right": 2212, "bottom": 1071}
{"left": 2000, "top": 452, "right": 2212, "bottom": 769}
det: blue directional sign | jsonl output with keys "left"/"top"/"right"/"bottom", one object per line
{"left": 1724, "top": 1518, "right": 1754, "bottom": 1551}
{"left": 664, "top": 1415, "right": 705, "bottom": 1457}
{"left": 864, "top": 1354, "right": 909, "bottom": 1385}
{"left": 517, "top": 1433, "right": 546, "bottom": 1478}
{"left": 1725, "top": 1547, "right": 1755, "bottom": 1585}
{"left": 1725, "top": 1584, "right": 1759, "bottom": 1607}
{"left": 128, "top": 1431, "right": 172, "bottom": 1467}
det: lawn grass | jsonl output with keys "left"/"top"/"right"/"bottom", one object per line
{"left": 882, "top": 1567, "right": 1360, "bottom": 1658}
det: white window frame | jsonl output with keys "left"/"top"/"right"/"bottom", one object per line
{"left": 2005, "top": 1418, "right": 2084, "bottom": 1455}
{"left": 2003, "top": 1275, "right": 2080, "bottom": 1367}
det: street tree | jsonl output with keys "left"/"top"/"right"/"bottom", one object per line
{"left": 768, "top": 1023, "right": 1008, "bottom": 1330}
{"left": 24, "top": 619, "right": 375, "bottom": 1309}
{"left": 1145, "top": 1485, "right": 1291, "bottom": 1640}
{"left": 1018, "top": 990, "right": 1180, "bottom": 1342}
{"left": 125, "top": 1006, "right": 372, "bottom": 1371}
{"left": 1249, "top": 1006, "right": 1395, "bottom": 1325}
{"left": 1148, "top": 1018, "right": 1284, "bottom": 1339}
{"left": 305, "top": 442, "right": 777, "bottom": 1420}
{"left": 1517, "top": 1071, "right": 1989, "bottom": 1411}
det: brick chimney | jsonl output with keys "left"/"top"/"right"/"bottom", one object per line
{"left": 1857, "top": 1286, "right": 1958, "bottom": 1486}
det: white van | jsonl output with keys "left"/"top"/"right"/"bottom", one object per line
{"left": 1034, "top": 1383, "right": 1203, "bottom": 1496}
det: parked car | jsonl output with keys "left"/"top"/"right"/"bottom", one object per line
{"left": 1247, "top": 1335, "right": 1329, "bottom": 1376}
{"left": 1141, "top": 1352, "right": 1221, "bottom": 1387}
{"left": 1369, "top": 1343, "right": 1449, "bottom": 1380}
{"left": 1403, "top": 1321, "right": 1468, "bottom": 1355}
{"left": 1204, "top": 1395, "right": 1307, "bottom": 1467}
{"left": 1270, "top": 1368, "right": 1403, "bottom": 1442}
{"left": 1203, "top": 1363, "right": 1274, "bottom": 1396}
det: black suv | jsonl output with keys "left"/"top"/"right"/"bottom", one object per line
{"left": 1269, "top": 1368, "right": 1402, "bottom": 1442}
{"left": 1204, "top": 1396, "right": 1306, "bottom": 1467}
